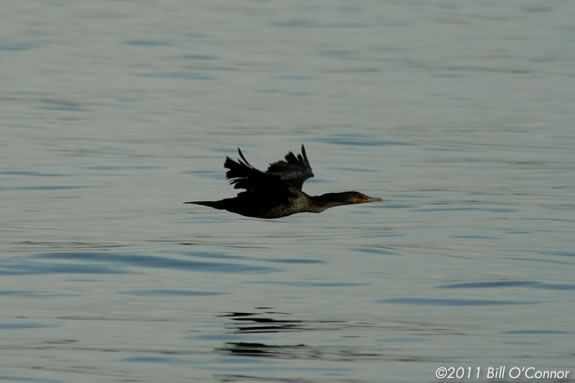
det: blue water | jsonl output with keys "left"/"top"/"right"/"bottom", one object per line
{"left": 1, "top": 1, "right": 575, "bottom": 382}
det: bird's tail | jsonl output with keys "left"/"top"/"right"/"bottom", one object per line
{"left": 184, "top": 200, "right": 225, "bottom": 210}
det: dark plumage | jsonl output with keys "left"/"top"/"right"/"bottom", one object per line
{"left": 186, "top": 145, "right": 382, "bottom": 218}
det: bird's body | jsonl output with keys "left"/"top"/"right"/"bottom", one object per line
{"left": 193, "top": 190, "right": 309, "bottom": 219}
{"left": 186, "top": 145, "right": 382, "bottom": 219}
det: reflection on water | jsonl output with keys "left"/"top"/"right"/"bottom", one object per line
{"left": 219, "top": 308, "right": 307, "bottom": 359}
{"left": 217, "top": 308, "right": 388, "bottom": 365}
{"left": 222, "top": 309, "right": 307, "bottom": 334}
{"left": 212, "top": 306, "right": 473, "bottom": 383}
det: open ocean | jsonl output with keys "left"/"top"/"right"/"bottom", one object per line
{"left": 1, "top": 1, "right": 574, "bottom": 382}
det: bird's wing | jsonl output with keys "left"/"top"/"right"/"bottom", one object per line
{"left": 265, "top": 144, "right": 314, "bottom": 190}
{"left": 224, "top": 148, "right": 291, "bottom": 196}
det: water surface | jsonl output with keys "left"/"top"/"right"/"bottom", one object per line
{"left": 1, "top": 1, "right": 574, "bottom": 382}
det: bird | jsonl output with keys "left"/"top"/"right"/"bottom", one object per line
{"left": 185, "top": 145, "right": 382, "bottom": 219}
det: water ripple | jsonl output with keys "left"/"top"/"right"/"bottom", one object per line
{"left": 0, "top": 323, "right": 57, "bottom": 330}
{"left": 380, "top": 298, "right": 538, "bottom": 306}
{"left": 0, "top": 185, "right": 91, "bottom": 191}
{"left": 121, "top": 356, "right": 183, "bottom": 364}
{"left": 539, "top": 250, "right": 575, "bottom": 257}
{"left": 246, "top": 281, "right": 368, "bottom": 288}
{"left": 31, "top": 251, "right": 279, "bottom": 274}
{"left": 0, "top": 170, "right": 69, "bottom": 177}
{"left": 437, "top": 281, "right": 538, "bottom": 289}
{"left": 120, "top": 289, "right": 225, "bottom": 297}
{"left": 437, "top": 280, "right": 575, "bottom": 291}
{"left": 0, "top": 42, "right": 38, "bottom": 51}
{"left": 0, "top": 251, "right": 280, "bottom": 276}
{"left": 352, "top": 247, "right": 399, "bottom": 256}
{"left": 271, "top": 20, "right": 368, "bottom": 28}
{"left": 0, "top": 290, "right": 74, "bottom": 298}
{"left": 313, "top": 134, "right": 412, "bottom": 147}
{"left": 123, "top": 40, "right": 171, "bottom": 47}
{"left": 0, "top": 262, "right": 126, "bottom": 276}
{"left": 416, "top": 207, "right": 516, "bottom": 213}
{"left": 176, "top": 53, "right": 221, "bottom": 61}
{"left": 137, "top": 72, "right": 217, "bottom": 80}
{"left": 0, "top": 375, "right": 61, "bottom": 383}
{"left": 503, "top": 329, "right": 570, "bottom": 335}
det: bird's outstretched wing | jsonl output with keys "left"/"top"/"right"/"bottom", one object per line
{"left": 266, "top": 144, "right": 314, "bottom": 190}
{"left": 224, "top": 149, "right": 288, "bottom": 194}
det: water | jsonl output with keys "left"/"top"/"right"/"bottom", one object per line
{"left": 1, "top": 1, "right": 574, "bottom": 382}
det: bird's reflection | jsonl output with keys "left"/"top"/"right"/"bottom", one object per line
{"left": 216, "top": 307, "right": 364, "bottom": 361}
{"left": 220, "top": 307, "right": 305, "bottom": 334}
{"left": 217, "top": 307, "right": 308, "bottom": 358}
{"left": 219, "top": 341, "right": 307, "bottom": 358}
{"left": 213, "top": 307, "right": 387, "bottom": 382}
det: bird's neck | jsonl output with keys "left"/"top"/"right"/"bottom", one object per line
{"left": 308, "top": 193, "right": 349, "bottom": 212}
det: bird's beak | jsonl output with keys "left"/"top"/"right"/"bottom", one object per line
{"left": 358, "top": 196, "right": 383, "bottom": 203}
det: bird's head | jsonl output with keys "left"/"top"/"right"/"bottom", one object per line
{"left": 341, "top": 191, "right": 383, "bottom": 205}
